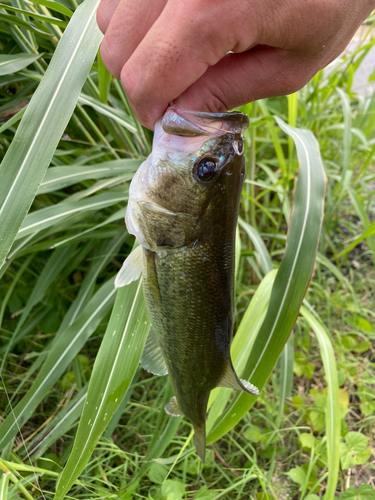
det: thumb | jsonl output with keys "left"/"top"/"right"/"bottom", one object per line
{"left": 174, "top": 46, "right": 318, "bottom": 112}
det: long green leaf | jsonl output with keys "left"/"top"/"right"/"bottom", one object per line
{"left": 0, "top": 53, "right": 43, "bottom": 76}
{"left": 16, "top": 192, "right": 127, "bottom": 239}
{"left": 0, "top": 470, "right": 10, "bottom": 500}
{"left": 0, "top": 12, "right": 51, "bottom": 37}
{"left": 0, "top": 4, "right": 67, "bottom": 28}
{"left": 337, "top": 88, "right": 352, "bottom": 181}
{"left": 48, "top": 207, "right": 127, "bottom": 250}
{"left": 0, "top": 106, "right": 26, "bottom": 134}
{"left": 30, "top": 0, "right": 72, "bottom": 16}
{"left": 58, "top": 233, "right": 127, "bottom": 332}
{"left": 37, "top": 159, "right": 141, "bottom": 194}
{"left": 349, "top": 188, "right": 375, "bottom": 262}
{"left": 238, "top": 217, "right": 272, "bottom": 274}
{"left": 0, "top": 279, "right": 116, "bottom": 448}
{"left": 336, "top": 218, "right": 375, "bottom": 257}
{"left": 26, "top": 388, "right": 87, "bottom": 460}
{"left": 277, "top": 334, "right": 294, "bottom": 425}
{"left": 54, "top": 278, "right": 150, "bottom": 500}
{"left": 0, "top": 0, "right": 102, "bottom": 270}
{"left": 207, "top": 117, "right": 326, "bottom": 443}
{"left": 0, "top": 244, "right": 76, "bottom": 371}
{"left": 78, "top": 93, "right": 138, "bottom": 133}
{"left": 300, "top": 305, "right": 340, "bottom": 500}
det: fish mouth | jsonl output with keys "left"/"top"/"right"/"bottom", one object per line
{"left": 162, "top": 106, "right": 249, "bottom": 138}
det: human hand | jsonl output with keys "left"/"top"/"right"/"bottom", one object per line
{"left": 97, "top": 0, "right": 374, "bottom": 129}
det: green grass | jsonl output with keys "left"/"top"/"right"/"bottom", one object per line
{"left": 0, "top": 1, "right": 375, "bottom": 498}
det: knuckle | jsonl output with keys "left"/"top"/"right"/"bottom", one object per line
{"left": 96, "top": 3, "right": 109, "bottom": 34}
{"left": 121, "top": 64, "right": 155, "bottom": 127}
{"left": 120, "top": 63, "right": 139, "bottom": 105}
{"left": 272, "top": 67, "right": 311, "bottom": 95}
{"left": 99, "top": 38, "right": 120, "bottom": 79}
{"left": 198, "top": 84, "right": 231, "bottom": 113}
{"left": 207, "top": 83, "right": 231, "bottom": 112}
{"left": 206, "top": 92, "right": 229, "bottom": 113}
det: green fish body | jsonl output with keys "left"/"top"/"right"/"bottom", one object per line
{"left": 116, "top": 107, "right": 258, "bottom": 461}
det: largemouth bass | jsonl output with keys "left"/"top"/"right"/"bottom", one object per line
{"left": 116, "top": 107, "right": 258, "bottom": 462}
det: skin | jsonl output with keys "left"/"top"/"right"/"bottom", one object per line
{"left": 97, "top": 0, "right": 375, "bottom": 129}
{"left": 127, "top": 109, "right": 249, "bottom": 460}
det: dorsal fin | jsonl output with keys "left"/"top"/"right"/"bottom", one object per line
{"left": 217, "top": 361, "right": 259, "bottom": 396}
{"left": 140, "top": 327, "right": 168, "bottom": 376}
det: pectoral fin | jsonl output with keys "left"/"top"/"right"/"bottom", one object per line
{"left": 115, "top": 245, "right": 143, "bottom": 288}
{"left": 164, "top": 396, "right": 184, "bottom": 417}
{"left": 140, "top": 327, "right": 168, "bottom": 376}
{"left": 218, "top": 361, "right": 259, "bottom": 396}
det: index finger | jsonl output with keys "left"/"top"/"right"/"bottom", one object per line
{"left": 120, "top": 0, "right": 256, "bottom": 129}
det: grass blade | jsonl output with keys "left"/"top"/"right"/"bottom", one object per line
{"left": 37, "top": 159, "right": 141, "bottom": 194}
{"left": 0, "top": 3, "right": 67, "bottom": 28}
{"left": 0, "top": 469, "right": 10, "bottom": 500}
{"left": 0, "top": 12, "right": 51, "bottom": 37}
{"left": 54, "top": 278, "right": 150, "bottom": 499}
{"left": 0, "top": 0, "right": 102, "bottom": 270}
{"left": 337, "top": 88, "right": 352, "bottom": 181}
{"left": 277, "top": 334, "right": 294, "bottom": 425}
{"left": 26, "top": 388, "right": 88, "bottom": 460}
{"left": 78, "top": 93, "right": 137, "bottom": 133}
{"left": 300, "top": 305, "right": 340, "bottom": 500}
{"left": 207, "top": 118, "right": 326, "bottom": 443}
{"left": 0, "top": 53, "right": 43, "bottom": 75}
{"left": 16, "top": 192, "right": 127, "bottom": 239}
{"left": 0, "top": 244, "right": 76, "bottom": 370}
{"left": 336, "top": 218, "right": 375, "bottom": 258}
{"left": 0, "top": 106, "right": 27, "bottom": 134}
{"left": 0, "top": 279, "right": 116, "bottom": 448}
{"left": 30, "top": 0, "right": 72, "bottom": 16}
{"left": 238, "top": 217, "right": 273, "bottom": 274}
{"left": 58, "top": 234, "right": 127, "bottom": 332}
{"left": 348, "top": 188, "right": 375, "bottom": 264}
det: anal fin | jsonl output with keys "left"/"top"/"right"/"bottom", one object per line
{"left": 218, "top": 361, "right": 259, "bottom": 396}
{"left": 239, "top": 378, "right": 259, "bottom": 395}
{"left": 115, "top": 245, "right": 143, "bottom": 288}
{"left": 164, "top": 396, "right": 184, "bottom": 417}
{"left": 140, "top": 327, "right": 168, "bottom": 376}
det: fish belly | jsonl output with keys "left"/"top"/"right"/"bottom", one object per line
{"left": 142, "top": 242, "right": 234, "bottom": 428}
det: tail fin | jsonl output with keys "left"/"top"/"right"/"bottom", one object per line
{"left": 194, "top": 425, "right": 206, "bottom": 464}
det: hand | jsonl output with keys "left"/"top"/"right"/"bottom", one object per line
{"left": 97, "top": 0, "right": 374, "bottom": 129}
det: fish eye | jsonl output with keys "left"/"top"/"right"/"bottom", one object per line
{"left": 195, "top": 158, "right": 218, "bottom": 182}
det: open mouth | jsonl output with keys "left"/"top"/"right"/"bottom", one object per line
{"left": 162, "top": 106, "right": 249, "bottom": 138}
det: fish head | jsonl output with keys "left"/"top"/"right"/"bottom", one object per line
{"left": 126, "top": 107, "right": 249, "bottom": 250}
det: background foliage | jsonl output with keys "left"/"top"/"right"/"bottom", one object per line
{"left": 0, "top": 0, "right": 374, "bottom": 498}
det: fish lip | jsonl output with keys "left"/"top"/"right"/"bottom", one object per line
{"left": 162, "top": 106, "right": 249, "bottom": 138}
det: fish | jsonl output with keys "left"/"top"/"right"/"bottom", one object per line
{"left": 115, "top": 106, "right": 259, "bottom": 462}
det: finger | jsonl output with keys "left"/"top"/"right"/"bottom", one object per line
{"left": 173, "top": 47, "right": 320, "bottom": 113}
{"left": 120, "top": 0, "right": 258, "bottom": 129}
{"left": 96, "top": 0, "right": 121, "bottom": 34}
{"left": 99, "top": 0, "right": 167, "bottom": 79}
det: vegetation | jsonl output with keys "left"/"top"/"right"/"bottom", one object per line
{"left": 0, "top": 0, "right": 374, "bottom": 498}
